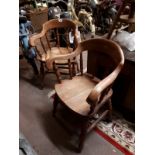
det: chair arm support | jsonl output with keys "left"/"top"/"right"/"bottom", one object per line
{"left": 86, "top": 65, "right": 123, "bottom": 105}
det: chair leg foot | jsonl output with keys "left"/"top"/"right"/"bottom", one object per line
{"left": 39, "top": 79, "right": 44, "bottom": 90}
{"left": 40, "top": 62, "right": 45, "bottom": 89}
{"left": 78, "top": 121, "right": 88, "bottom": 152}
{"left": 39, "top": 76, "right": 44, "bottom": 90}
{"left": 106, "top": 99, "right": 112, "bottom": 122}
{"left": 53, "top": 62, "right": 62, "bottom": 83}
{"left": 53, "top": 94, "right": 59, "bottom": 117}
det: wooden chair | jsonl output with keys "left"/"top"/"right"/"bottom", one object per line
{"left": 29, "top": 19, "right": 79, "bottom": 88}
{"left": 51, "top": 38, "right": 124, "bottom": 152}
{"left": 107, "top": 0, "right": 135, "bottom": 39}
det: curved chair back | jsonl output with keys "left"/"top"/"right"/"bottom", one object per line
{"left": 73, "top": 38, "right": 124, "bottom": 114}
{"left": 29, "top": 19, "right": 78, "bottom": 56}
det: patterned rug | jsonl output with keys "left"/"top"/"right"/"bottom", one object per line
{"left": 93, "top": 112, "right": 135, "bottom": 155}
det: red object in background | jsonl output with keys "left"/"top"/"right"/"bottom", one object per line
{"left": 115, "top": 0, "right": 123, "bottom": 6}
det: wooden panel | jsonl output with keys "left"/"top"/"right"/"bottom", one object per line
{"left": 27, "top": 8, "right": 48, "bottom": 32}
{"left": 87, "top": 51, "right": 116, "bottom": 79}
{"left": 112, "top": 59, "right": 135, "bottom": 122}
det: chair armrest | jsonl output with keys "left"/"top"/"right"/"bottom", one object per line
{"left": 29, "top": 31, "right": 45, "bottom": 47}
{"left": 86, "top": 65, "right": 123, "bottom": 104}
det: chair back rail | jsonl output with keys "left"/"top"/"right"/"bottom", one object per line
{"left": 29, "top": 19, "right": 78, "bottom": 57}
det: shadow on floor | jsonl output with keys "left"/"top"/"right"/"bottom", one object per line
{"left": 19, "top": 58, "right": 58, "bottom": 89}
{"left": 34, "top": 106, "right": 81, "bottom": 152}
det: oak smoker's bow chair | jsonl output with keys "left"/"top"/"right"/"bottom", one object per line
{"left": 29, "top": 19, "right": 79, "bottom": 88}
{"left": 51, "top": 38, "right": 124, "bottom": 152}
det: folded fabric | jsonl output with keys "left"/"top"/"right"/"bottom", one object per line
{"left": 112, "top": 30, "right": 135, "bottom": 52}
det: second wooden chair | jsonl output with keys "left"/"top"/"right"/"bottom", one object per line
{"left": 29, "top": 19, "right": 79, "bottom": 88}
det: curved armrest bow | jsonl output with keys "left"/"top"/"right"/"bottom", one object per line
{"left": 29, "top": 31, "right": 45, "bottom": 47}
{"left": 86, "top": 64, "right": 124, "bottom": 106}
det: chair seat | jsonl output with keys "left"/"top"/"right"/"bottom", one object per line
{"left": 55, "top": 75, "right": 98, "bottom": 116}
{"left": 120, "top": 15, "right": 135, "bottom": 23}
{"left": 37, "top": 47, "right": 73, "bottom": 62}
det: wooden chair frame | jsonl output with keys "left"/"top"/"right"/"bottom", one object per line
{"left": 29, "top": 19, "right": 79, "bottom": 88}
{"left": 49, "top": 38, "right": 124, "bottom": 152}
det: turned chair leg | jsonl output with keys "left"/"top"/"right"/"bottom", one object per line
{"left": 78, "top": 121, "right": 88, "bottom": 152}
{"left": 53, "top": 93, "right": 59, "bottom": 117}
{"left": 107, "top": 99, "right": 112, "bottom": 122}
{"left": 76, "top": 62, "right": 80, "bottom": 73}
{"left": 72, "top": 61, "right": 76, "bottom": 76}
{"left": 53, "top": 62, "right": 61, "bottom": 83}
{"left": 68, "top": 59, "right": 73, "bottom": 79}
{"left": 72, "top": 58, "right": 79, "bottom": 76}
